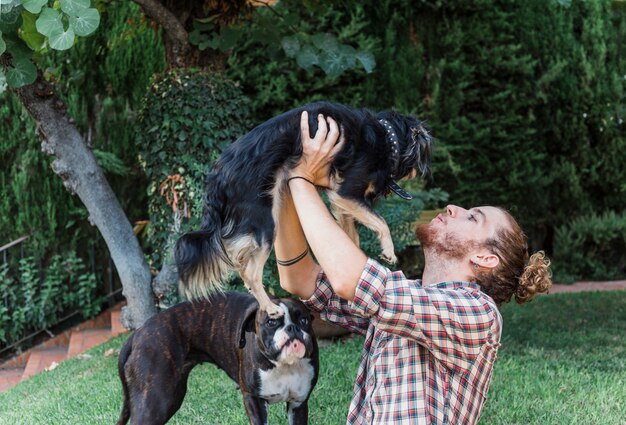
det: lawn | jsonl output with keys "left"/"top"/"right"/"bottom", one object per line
{"left": 0, "top": 291, "right": 624, "bottom": 424}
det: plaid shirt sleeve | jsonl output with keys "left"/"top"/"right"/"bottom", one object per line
{"left": 302, "top": 269, "right": 370, "bottom": 336}
{"left": 350, "top": 258, "right": 498, "bottom": 372}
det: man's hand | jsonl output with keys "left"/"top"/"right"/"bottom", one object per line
{"left": 290, "top": 111, "right": 345, "bottom": 188}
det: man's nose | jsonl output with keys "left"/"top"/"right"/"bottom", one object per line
{"left": 446, "top": 205, "right": 467, "bottom": 218}
{"left": 446, "top": 205, "right": 458, "bottom": 218}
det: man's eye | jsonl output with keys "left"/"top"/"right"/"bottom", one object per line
{"left": 469, "top": 214, "right": 477, "bottom": 222}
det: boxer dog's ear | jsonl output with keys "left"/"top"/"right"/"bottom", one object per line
{"left": 238, "top": 303, "right": 259, "bottom": 349}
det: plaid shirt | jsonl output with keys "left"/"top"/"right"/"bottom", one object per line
{"left": 304, "top": 258, "right": 502, "bottom": 425}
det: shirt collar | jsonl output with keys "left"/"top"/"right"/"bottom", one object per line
{"left": 421, "top": 280, "right": 482, "bottom": 292}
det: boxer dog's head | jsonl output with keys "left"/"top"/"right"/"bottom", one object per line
{"left": 238, "top": 298, "right": 315, "bottom": 365}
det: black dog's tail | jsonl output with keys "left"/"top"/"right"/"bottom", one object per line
{"left": 116, "top": 335, "right": 133, "bottom": 425}
{"left": 175, "top": 180, "right": 233, "bottom": 300}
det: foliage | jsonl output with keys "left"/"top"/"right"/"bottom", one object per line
{"left": 0, "top": 252, "right": 101, "bottom": 348}
{"left": 0, "top": 0, "right": 101, "bottom": 89}
{"left": 190, "top": 2, "right": 374, "bottom": 79}
{"left": 227, "top": 0, "right": 626, "bottom": 266}
{"left": 0, "top": 1, "right": 164, "bottom": 257}
{"left": 226, "top": 0, "right": 380, "bottom": 120}
{"left": 415, "top": 0, "right": 626, "bottom": 248}
{"left": 412, "top": 2, "right": 546, "bottom": 234}
{"left": 0, "top": 94, "right": 84, "bottom": 258}
{"left": 135, "top": 68, "right": 253, "bottom": 266}
{"left": 552, "top": 211, "right": 626, "bottom": 283}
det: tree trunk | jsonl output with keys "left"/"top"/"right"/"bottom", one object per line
{"left": 12, "top": 71, "right": 157, "bottom": 329}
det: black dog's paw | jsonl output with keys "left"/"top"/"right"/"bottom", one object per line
{"left": 380, "top": 252, "right": 398, "bottom": 265}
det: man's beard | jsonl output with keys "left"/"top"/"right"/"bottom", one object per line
{"left": 415, "top": 223, "right": 475, "bottom": 261}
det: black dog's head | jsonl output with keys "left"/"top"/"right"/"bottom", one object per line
{"left": 239, "top": 298, "right": 316, "bottom": 365}
{"left": 376, "top": 110, "right": 433, "bottom": 193}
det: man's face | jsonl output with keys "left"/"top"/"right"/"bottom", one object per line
{"left": 416, "top": 205, "right": 511, "bottom": 261}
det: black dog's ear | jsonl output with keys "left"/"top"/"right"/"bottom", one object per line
{"left": 238, "top": 303, "right": 258, "bottom": 349}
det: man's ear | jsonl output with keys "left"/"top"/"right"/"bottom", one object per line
{"left": 238, "top": 303, "right": 258, "bottom": 349}
{"left": 470, "top": 253, "right": 500, "bottom": 269}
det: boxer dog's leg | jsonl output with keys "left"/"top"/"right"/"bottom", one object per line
{"left": 287, "top": 400, "right": 309, "bottom": 425}
{"left": 242, "top": 393, "right": 268, "bottom": 425}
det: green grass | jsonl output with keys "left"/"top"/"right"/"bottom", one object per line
{"left": 0, "top": 291, "right": 624, "bottom": 424}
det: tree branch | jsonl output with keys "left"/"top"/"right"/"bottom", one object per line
{"left": 132, "top": 0, "right": 191, "bottom": 67}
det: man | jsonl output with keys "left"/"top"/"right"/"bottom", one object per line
{"left": 276, "top": 112, "right": 552, "bottom": 424}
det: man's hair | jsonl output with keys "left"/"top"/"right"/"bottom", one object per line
{"left": 474, "top": 209, "right": 552, "bottom": 306}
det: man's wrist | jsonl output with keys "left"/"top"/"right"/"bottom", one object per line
{"left": 287, "top": 175, "right": 316, "bottom": 186}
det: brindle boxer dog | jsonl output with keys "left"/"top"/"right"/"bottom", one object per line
{"left": 116, "top": 292, "right": 319, "bottom": 425}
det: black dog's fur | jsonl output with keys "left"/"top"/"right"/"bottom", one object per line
{"left": 175, "top": 101, "right": 432, "bottom": 314}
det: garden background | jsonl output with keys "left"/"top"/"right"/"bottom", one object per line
{"left": 0, "top": 0, "right": 625, "bottom": 423}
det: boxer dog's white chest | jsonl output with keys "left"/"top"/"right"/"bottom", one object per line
{"left": 258, "top": 358, "right": 315, "bottom": 405}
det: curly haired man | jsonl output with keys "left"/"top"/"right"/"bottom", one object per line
{"left": 276, "top": 112, "right": 552, "bottom": 424}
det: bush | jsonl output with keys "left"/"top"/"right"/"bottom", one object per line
{"left": 227, "top": 0, "right": 626, "bottom": 262}
{"left": 553, "top": 211, "right": 626, "bottom": 283}
{"left": 0, "top": 252, "right": 101, "bottom": 349}
{"left": 135, "top": 68, "right": 253, "bottom": 267}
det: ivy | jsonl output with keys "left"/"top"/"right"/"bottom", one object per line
{"left": 135, "top": 68, "right": 253, "bottom": 267}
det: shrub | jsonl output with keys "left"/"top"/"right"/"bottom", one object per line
{"left": 227, "top": 0, "right": 626, "bottom": 264}
{"left": 0, "top": 252, "right": 100, "bottom": 349}
{"left": 135, "top": 68, "right": 253, "bottom": 266}
{"left": 553, "top": 211, "right": 626, "bottom": 283}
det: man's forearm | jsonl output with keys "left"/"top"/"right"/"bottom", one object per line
{"left": 288, "top": 179, "right": 367, "bottom": 301}
{"left": 275, "top": 190, "right": 320, "bottom": 299}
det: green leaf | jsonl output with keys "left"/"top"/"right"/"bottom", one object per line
{"left": 36, "top": 7, "right": 63, "bottom": 37}
{"left": 319, "top": 48, "right": 346, "bottom": 77}
{"left": 48, "top": 26, "right": 75, "bottom": 50}
{"left": 69, "top": 7, "right": 99, "bottom": 36}
{"left": 311, "top": 33, "right": 338, "bottom": 51}
{"left": 6, "top": 58, "right": 37, "bottom": 88}
{"left": 218, "top": 26, "right": 241, "bottom": 51}
{"left": 356, "top": 51, "right": 376, "bottom": 73}
{"left": 19, "top": 11, "right": 46, "bottom": 51}
{"left": 188, "top": 28, "right": 208, "bottom": 46}
{"left": 281, "top": 35, "right": 300, "bottom": 58}
{"left": 0, "top": 0, "right": 15, "bottom": 14}
{"left": 5, "top": 35, "right": 33, "bottom": 61}
{"left": 22, "top": 0, "right": 48, "bottom": 14}
{"left": 60, "top": 0, "right": 89, "bottom": 17}
{"left": 0, "top": 5, "right": 22, "bottom": 32}
{"left": 0, "top": 70, "right": 6, "bottom": 93}
{"left": 295, "top": 44, "right": 319, "bottom": 70}
{"left": 338, "top": 44, "right": 357, "bottom": 68}
{"left": 0, "top": 32, "right": 5, "bottom": 55}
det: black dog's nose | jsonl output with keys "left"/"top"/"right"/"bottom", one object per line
{"left": 285, "top": 324, "right": 298, "bottom": 334}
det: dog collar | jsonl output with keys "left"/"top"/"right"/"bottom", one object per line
{"left": 379, "top": 119, "right": 413, "bottom": 200}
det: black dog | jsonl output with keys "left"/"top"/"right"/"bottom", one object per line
{"left": 175, "top": 101, "right": 432, "bottom": 316}
{"left": 116, "top": 292, "right": 319, "bottom": 425}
